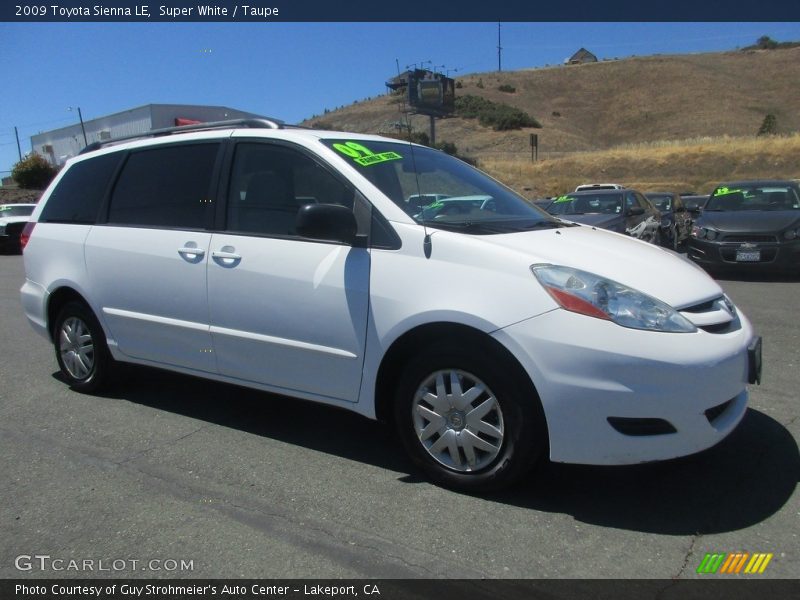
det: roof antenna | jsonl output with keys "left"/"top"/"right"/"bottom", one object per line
{"left": 395, "top": 59, "right": 432, "bottom": 259}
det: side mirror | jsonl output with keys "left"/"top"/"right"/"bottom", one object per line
{"left": 627, "top": 206, "right": 645, "bottom": 216}
{"left": 295, "top": 203, "right": 358, "bottom": 245}
{"left": 687, "top": 206, "right": 701, "bottom": 215}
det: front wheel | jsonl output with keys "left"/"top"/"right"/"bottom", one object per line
{"left": 393, "top": 344, "right": 547, "bottom": 492}
{"left": 53, "top": 301, "right": 113, "bottom": 393}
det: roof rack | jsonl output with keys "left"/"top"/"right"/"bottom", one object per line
{"left": 79, "top": 118, "right": 285, "bottom": 154}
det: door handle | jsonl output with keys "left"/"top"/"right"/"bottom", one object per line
{"left": 178, "top": 246, "right": 206, "bottom": 260}
{"left": 212, "top": 246, "right": 242, "bottom": 267}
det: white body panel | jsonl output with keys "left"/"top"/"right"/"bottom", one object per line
{"left": 20, "top": 127, "right": 757, "bottom": 468}
{"left": 84, "top": 226, "right": 216, "bottom": 373}
{"left": 206, "top": 233, "right": 370, "bottom": 401}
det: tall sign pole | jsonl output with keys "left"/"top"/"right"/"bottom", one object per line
{"left": 497, "top": 22, "right": 502, "bottom": 72}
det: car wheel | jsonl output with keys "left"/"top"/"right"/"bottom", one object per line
{"left": 393, "top": 343, "right": 547, "bottom": 492}
{"left": 53, "top": 301, "right": 113, "bottom": 393}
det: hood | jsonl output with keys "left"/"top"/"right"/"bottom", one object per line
{"left": 559, "top": 213, "right": 623, "bottom": 231}
{"left": 484, "top": 225, "right": 721, "bottom": 309}
{"left": 698, "top": 210, "right": 800, "bottom": 233}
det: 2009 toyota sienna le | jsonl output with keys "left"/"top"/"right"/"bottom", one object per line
{"left": 20, "top": 119, "right": 762, "bottom": 491}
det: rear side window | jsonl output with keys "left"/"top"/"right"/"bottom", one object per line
{"left": 108, "top": 143, "right": 219, "bottom": 229}
{"left": 40, "top": 152, "right": 122, "bottom": 224}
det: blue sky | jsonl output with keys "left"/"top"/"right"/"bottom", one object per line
{"left": 2, "top": 21, "right": 800, "bottom": 175}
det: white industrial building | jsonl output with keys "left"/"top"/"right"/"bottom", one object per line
{"left": 31, "top": 104, "right": 266, "bottom": 166}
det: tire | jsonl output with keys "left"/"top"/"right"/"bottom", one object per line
{"left": 53, "top": 301, "right": 113, "bottom": 393}
{"left": 393, "top": 342, "right": 547, "bottom": 492}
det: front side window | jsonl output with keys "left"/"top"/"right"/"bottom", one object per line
{"left": 108, "top": 143, "right": 219, "bottom": 229}
{"left": 227, "top": 143, "right": 355, "bottom": 237}
{"left": 321, "top": 139, "right": 559, "bottom": 234}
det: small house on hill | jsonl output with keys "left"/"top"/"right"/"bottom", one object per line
{"left": 567, "top": 48, "right": 598, "bottom": 64}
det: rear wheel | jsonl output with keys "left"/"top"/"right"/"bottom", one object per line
{"left": 53, "top": 301, "right": 113, "bottom": 393}
{"left": 393, "top": 343, "right": 547, "bottom": 492}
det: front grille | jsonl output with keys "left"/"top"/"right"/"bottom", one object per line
{"left": 678, "top": 296, "right": 739, "bottom": 334}
{"left": 700, "top": 323, "right": 732, "bottom": 334}
{"left": 705, "top": 398, "right": 734, "bottom": 424}
{"left": 720, "top": 234, "right": 778, "bottom": 243}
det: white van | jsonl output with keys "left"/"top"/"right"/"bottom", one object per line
{"left": 20, "top": 120, "right": 761, "bottom": 491}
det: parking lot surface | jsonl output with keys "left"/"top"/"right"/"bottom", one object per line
{"left": 1, "top": 254, "right": 798, "bottom": 579}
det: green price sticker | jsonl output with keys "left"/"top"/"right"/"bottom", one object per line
{"left": 713, "top": 187, "right": 743, "bottom": 197}
{"left": 553, "top": 195, "right": 572, "bottom": 203}
{"left": 332, "top": 142, "right": 402, "bottom": 167}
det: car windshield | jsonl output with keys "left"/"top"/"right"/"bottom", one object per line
{"left": 321, "top": 139, "right": 558, "bottom": 233}
{"left": 705, "top": 185, "right": 800, "bottom": 211}
{"left": 0, "top": 205, "right": 35, "bottom": 218}
{"left": 546, "top": 193, "right": 623, "bottom": 216}
{"left": 647, "top": 194, "right": 672, "bottom": 212}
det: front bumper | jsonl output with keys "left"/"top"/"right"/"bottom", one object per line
{"left": 688, "top": 236, "right": 800, "bottom": 270}
{"left": 492, "top": 308, "right": 755, "bottom": 465}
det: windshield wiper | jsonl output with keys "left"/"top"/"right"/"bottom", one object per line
{"left": 521, "top": 221, "right": 568, "bottom": 230}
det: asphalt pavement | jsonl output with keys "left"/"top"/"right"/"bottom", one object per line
{"left": 1, "top": 254, "right": 798, "bottom": 579}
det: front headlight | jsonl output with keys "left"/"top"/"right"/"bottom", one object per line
{"left": 691, "top": 225, "right": 718, "bottom": 240}
{"left": 531, "top": 264, "right": 697, "bottom": 333}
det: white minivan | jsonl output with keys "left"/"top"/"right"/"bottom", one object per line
{"left": 20, "top": 119, "right": 761, "bottom": 491}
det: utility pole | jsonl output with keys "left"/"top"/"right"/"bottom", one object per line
{"left": 69, "top": 107, "right": 88, "bottom": 147}
{"left": 14, "top": 126, "right": 22, "bottom": 161}
{"left": 497, "top": 22, "right": 502, "bottom": 72}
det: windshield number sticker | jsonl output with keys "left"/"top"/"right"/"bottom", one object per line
{"left": 553, "top": 195, "right": 572, "bottom": 203}
{"left": 333, "top": 142, "right": 402, "bottom": 167}
{"left": 714, "top": 187, "right": 752, "bottom": 198}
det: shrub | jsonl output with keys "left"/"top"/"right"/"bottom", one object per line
{"left": 757, "top": 35, "right": 779, "bottom": 50}
{"left": 498, "top": 84, "right": 516, "bottom": 93}
{"left": 757, "top": 114, "right": 777, "bottom": 136}
{"left": 11, "top": 154, "right": 59, "bottom": 190}
{"left": 476, "top": 78, "right": 484, "bottom": 89}
{"left": 455, "top": 95, "right": 541, "bottom": 131}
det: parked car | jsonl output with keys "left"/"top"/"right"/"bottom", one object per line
{"left": 532, "top": 197, "right": 553, "bottom": 210}
{"left": 682, "top": 195, "right": 709, "bottom": 213}
{"left": 0, "top": 203, "right": 36, "bottom": 253}
{"left": 646, "top": 192, "right": 692, "bottom": 250}
{"left": 20, "top": 120, "right": 760, "bottom": 492}
{"left": 547, "top": 189, "right": 662, "bottom": 244}
{"left": 574, "top": 183, "right": 625, "bottom": 192}
{"left": 689, "top": 180, "right": 800, "bottom": 273}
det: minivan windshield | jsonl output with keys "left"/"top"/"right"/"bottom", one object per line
{"left": 705, "top": 185, "right": 800, "bottom": 211}
{"left": 321, "top": 139, "right": 558, "bottom": 233}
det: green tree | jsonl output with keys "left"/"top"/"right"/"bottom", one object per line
{"left": 757, "top": 114, "right": 777, "bottom": 136}
{"left": 11, "top": 154, "right": 59, "bottom": 190}
{"left": 757, "top": 35, "right": 778, "bottom": 49}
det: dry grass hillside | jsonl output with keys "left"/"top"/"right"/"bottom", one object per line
{"left": 483, "top": 134, "right": 800, "bottom": 198}
{"left": 302, "top": 48, "right": 800, "bottom": 198}
{"left": 302, "top": 48, "right": 800, "bottom": 160}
